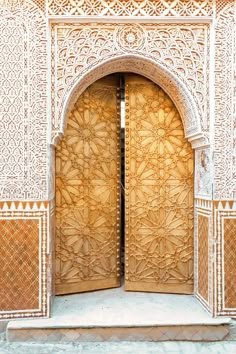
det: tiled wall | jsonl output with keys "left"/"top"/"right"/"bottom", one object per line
{"left": 0, "top": 218, "right": 40, "bottom": 311}
{"left": 214, "top": 202, "right": 236, "bottom": 316}
{"left": 224, "top": 219, "right": 236, "bottom": 309}
{"left": 195, "top": 200, "right": 236, "bottom": 317}
{"left": 0, "top": 202, "right": 50, "bottom": 320}
{"left": 195, "top": 199, "right": 213, "bottom": 315}
{"left": 198, "top": 215, "right": 209, "bottom": 303}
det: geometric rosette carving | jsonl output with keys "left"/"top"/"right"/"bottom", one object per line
{"left": 125, "top": 75, "right": 194, "bottom": 294}
{"left": 55, "top": 77, "right": 120, "bottom": 294}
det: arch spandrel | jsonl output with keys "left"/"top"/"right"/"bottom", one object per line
{"left": 52, "top": 55, "right": 206, "bottom": 149}
{"left": 51, "top": 23, "right": 210, "bottom": 148}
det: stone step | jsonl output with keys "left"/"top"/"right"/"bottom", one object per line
{"left": 7, "top": 323, "right": 230, "bottom": 342}
{"left": 7, "top": 287, "right": 230, "bottom": 342}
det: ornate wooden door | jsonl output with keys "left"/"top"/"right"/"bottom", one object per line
{"left": 125, "top": 75, "right": 194, "bottom": 294}
{"left": 55, "top": 76, "right": 121, "bottom": 294}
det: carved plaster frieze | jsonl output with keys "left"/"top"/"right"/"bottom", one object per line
{"left": 47, "top": 0, "right": 214, "bottom": 17}
{"left": 51, "top": 23, "right": 210, "bottom": 145}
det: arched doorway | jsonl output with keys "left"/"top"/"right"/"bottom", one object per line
{"left": 55, "top": 73, "right": 194, "bottom": 295}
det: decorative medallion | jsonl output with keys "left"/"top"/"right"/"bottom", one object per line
{"left": 115, "top": 24, "right": 146, "bottom": 51}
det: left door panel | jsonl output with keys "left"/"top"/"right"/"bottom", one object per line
{"left": 55, "top": 76, "right": 121, "bottom": 294}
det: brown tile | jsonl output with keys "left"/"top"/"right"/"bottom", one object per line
{"left": 198, "top": 215, "right": 209, "bottom": 302}
{"left": 224, "top": 219, "right": 236, "bottom": 308}
{"left": 0, "top": 219, "right": 39, "bottom": 311}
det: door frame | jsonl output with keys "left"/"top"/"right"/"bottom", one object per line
{"left": 50, "top": 54, "right": 212, "bottom": 314}
{"left": 54, "top": 73, "right": 195, "bottom": 296}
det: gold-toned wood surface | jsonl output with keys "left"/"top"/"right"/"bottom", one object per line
{"left": 125, "top": 74, "right": 194, "bottom": 294}
{"left": 55, "top": 76, "right": 120, "bottom": 294}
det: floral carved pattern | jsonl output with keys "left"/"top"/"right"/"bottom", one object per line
{"left": 51, "top": 23, "right": 209, "bottom": 143}
{"left": 48, "top": 0, "right": 214, "bottom": 17}
{"left": 125, "top": 76, "right": 194, "bottom": 294}
{"left": 55, "top": 78, "right": 120, "bottom": 294}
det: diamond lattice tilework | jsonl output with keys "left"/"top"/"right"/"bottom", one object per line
{"left": 0, "top": 219, "right": 39, "bottom": 311}
{"left": 198, "top": 215, "right": 208, "bottom": 303}
{"left": 224, "top": 218, "right": 236, "bottom": 308}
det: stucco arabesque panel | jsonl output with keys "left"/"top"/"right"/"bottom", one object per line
{"left": 0, "top": 0, "right": 47, "bottom": 201}
{"left": 214, "top": 2, "right": 236, "bottom": 199}
{"left": 47, "top": 0, "right": 214, "bottom": 17}
{"left": 51, "top": 23, "right": 210, "bottom": 148}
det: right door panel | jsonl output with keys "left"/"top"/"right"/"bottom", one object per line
{"left": 125, "top": 75, "right": 194, "bottom": 294}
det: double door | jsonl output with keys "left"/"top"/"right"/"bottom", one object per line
{"left": 55, "top": 74, "right": 194, "bottom": 295}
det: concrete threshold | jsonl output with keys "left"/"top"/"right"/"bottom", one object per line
{"left": 7, "top": 286, "right": 230, "bottom": 342}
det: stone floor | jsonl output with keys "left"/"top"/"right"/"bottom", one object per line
{"left": 10, "top": 286, "right": 229, "bottom": 327}
{"left": 7, "top": 286, "right": 230, "bottom": 342}
{"left": 1, "top": 335, "right": 236, "bottom": 354}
